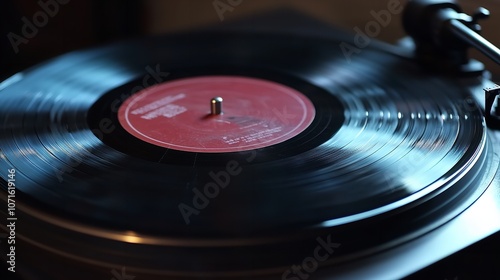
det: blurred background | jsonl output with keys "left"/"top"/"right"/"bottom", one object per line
{"left": 1, "top": 0, "right": 500, "bottom": 80}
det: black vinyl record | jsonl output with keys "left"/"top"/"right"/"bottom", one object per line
{"left": 0, "top": 31, "right": 491, "bottom": 277}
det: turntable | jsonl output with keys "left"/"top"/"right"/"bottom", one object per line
{"left": 1, "top": 1, "right": 500, "bottom": 279}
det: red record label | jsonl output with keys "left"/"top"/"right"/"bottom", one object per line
{"left": 118, "top": 76, "right": 315, "bottom": 153}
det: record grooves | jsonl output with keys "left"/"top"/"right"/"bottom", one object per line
{"left": 0, "top": 26, "right": 498, "bottom": 278}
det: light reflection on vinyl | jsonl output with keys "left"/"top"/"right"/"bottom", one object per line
{"left": 0, "top": 31, "right": 490, "bottom": 277}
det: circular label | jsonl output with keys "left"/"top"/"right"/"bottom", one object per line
{"left": 118, "top": 76, "right": 315, "bottom": 153}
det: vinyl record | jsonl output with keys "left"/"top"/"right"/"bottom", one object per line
{"left": 0, "top": 31, "right": 491, "bottom": 276}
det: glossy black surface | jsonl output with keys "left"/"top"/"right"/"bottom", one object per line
{"left": 0, "top": 30, "right": 492, "bottom": 276}
{"left": 0, "top": 31, "right": 487, "bottom": 234}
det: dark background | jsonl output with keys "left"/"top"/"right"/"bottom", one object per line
{"left": 1, "top": 0, "right": 500, "bottom": 80}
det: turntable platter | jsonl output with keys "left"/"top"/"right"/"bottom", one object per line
{"left": 0, "top": 31, "right": 490, "bottom": 276}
